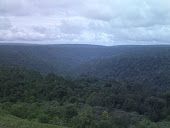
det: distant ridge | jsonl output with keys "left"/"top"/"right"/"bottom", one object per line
{"left": 1, "top": 42, "right": 170, "bottom": 47}
{"left": 0, "top": 44, "right": 170, "bottom": 92}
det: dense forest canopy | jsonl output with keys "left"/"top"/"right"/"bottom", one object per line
{"left": 0, "top": 44, "right": 170, "bottom": 128}
{"left": 71, "top": 46, "right": 170, "bottom": 92}
{"left": 1, "top": 44, "right": 169, "bottom": 75}
{"left": 1, "top": 0, "right": 170, "bottom": 127}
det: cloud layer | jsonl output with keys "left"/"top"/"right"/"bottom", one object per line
{"left": 0, "top": 0, "right": 170, "bottom": 45}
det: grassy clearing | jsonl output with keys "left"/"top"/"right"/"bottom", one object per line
{"left": 0, "top": 115, "right": 68, "bottom": 128}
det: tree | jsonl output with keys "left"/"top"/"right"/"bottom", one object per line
{"left": 38, "top": 113, "right": 50, "bottom": 123}
{"left": 130, "top": 120, "right": 159, "bottom": 128}
{"left": 71, "top": 109, "right": 93, "bottom": 128}
{"left": 64, "top": 106, "right": 78, "bottom": 120}
{"left": 101, "top": 110, "right": 109, "bottom": 120}
{"left": 145, "top": 97, "right": 166, "bottom": 121}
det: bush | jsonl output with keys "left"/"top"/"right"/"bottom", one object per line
{"left": 130, "top": 120, "right": 160, "bottom": 128}
{"left": 48, "top": 116, "right": 64, "bottom": 125}
{"left": 38, "top": 113, "right": 50, "bottom": 123}
{"left": 68, "top": 96, "right": 77, "bottom": 103}
{"left": 10, "top": 104, "right": 27, "bottom": 118}
{"left": 71, "top": 109, "right": 93, "bottom": 128}
{"left": 64, "top": 106, "right": 78, "bottom": 119}
{"left": 27, "top": 113, "right": 36, "bottom": 120}
{"left": 165, "top": 115, "right": 170, "bottom": 121}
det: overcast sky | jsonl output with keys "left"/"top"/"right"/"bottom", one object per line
{"left": 0, "top": 0, "right": 170, "bottom": 45}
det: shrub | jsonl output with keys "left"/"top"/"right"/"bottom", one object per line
{"left": 38, "top": 113, "right": 50, "bottom": 123}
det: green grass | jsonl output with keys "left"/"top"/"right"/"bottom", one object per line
{"left": 0, "top": 115, "right": 68, "bottom": 128}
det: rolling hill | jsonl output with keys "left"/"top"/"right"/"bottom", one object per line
{"left": 0, "top": 44, "right": 147, "bottom": 74}
{"left": 0, "top": 44, "right": 170, "bottom": 127}
{"left": 71, "top": 46, "right": 170, "bottom": 91}
{"left": 0, "top": 44, "right": 170, "bottom": 91}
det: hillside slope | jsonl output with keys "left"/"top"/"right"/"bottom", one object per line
{"left": 1, "top": 44, "right": 170, "bottom": 91}
{"left": 0, "top": 44, "right": 123, "bottom": 74}
{"left": 0, "top": 115, "right": 67, "bottom": 128}
{"left": 0, "top": 66, "right": 169, "bottom": 127}
{"left": 71, "top": 46, "right": 170, "bottom": 91}
{"left": 0, "top": 44, "right": 161, "bottom": 75}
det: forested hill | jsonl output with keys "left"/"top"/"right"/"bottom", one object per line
{"left": 0, "top": 44, "right": 170, "bottom": 91}
{"left": 1, "top": 44, "right": 168, "bottom": 75}
{"left": 0, "top": 44, "right": 128, "bottom": 74}
{"left": 71, "top": 46, "right": 170, "bottom": 91}
{"left": 0, "top": 44, "right": 170, "bottom": 127}
{"left": 0, "top": 67, "right": 169, "bottom": 128}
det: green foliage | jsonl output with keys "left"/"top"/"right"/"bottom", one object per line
{"left": 73, "top": 46, "right": 170, "bottom": 92}
{"left": 27, "top": 113, "right": 36, "bottom": 121}
{"left": 64, "top": 106, "right": 78, "bottom": 119}
{"left": 165, "top": 115, "right": 170, "bottom": 121}
{"left": 131, "top": 120, "right": 160, "bottom": 128}
{"left": 1, "top": 45, "right": 170, "bottom": 128}
{"left": 0, "top": 115, "right": 68, "bottom": 128}
{"left": 38, "top": 113, "right": 50, "bottom": 123}
{"left": 10, "top": 104, "right": 27, "bottom": 118}
{"left": 93, "top": 120, "right": 113, "bottom": 128}
{"left": 113, "top": 113, "right": 131, "bottom": 128}
{"left": 145, "top": 97, "right": 166, "bottom": 121}
{"left": 71, "top": 109, "right": 93, "bottom": 128}
{"left": 101, "top": 110, "right": 109, "bottom": 120}
{"left": 0, "top": 66, "right": 169, "bottom": 128}
{"left": 68, "top": 96, "right": 77, "bottom": 103}
{"left": 0, "top": 44, "right": 125, "bottom": 74}
{"left": 86, "top": 92, "right": 102, "bottom": 106}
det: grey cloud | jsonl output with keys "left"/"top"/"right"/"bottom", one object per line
{"left": 0, "top": 0, "right": 35, "bottom": 16}
{"left": 0, "top": 0, "right": 170, "bottom": 45}
{"left": 59, "top": 17, "right": 89, "bottom": 34}
{"left": 0, "top": 17, "right": 12, "bottom": 29}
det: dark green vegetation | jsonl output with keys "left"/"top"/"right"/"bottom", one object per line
{"left": 1, "top": 44, "right": 166, "bottom": 75}
{"left": 72, "top": 46, "right": 170, "bottom": 92}
{"left": 0, "top": 44, "right": 124, "bottom": 74}
{"left": 0, "top": 44, "right": 170, "bottom": 128}
{"left": 0, "top": 67, "right": 169, "bottom": 128}
{"left": 0, "top": 115, "right": 67, "bottom": 128}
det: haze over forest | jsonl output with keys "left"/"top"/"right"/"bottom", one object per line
{"left": 0, "top": 0, "right": 170, "bottom": 128}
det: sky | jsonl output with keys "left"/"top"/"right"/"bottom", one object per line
{"left": 0, "top": 0, "right": 170, "bottom": 46}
